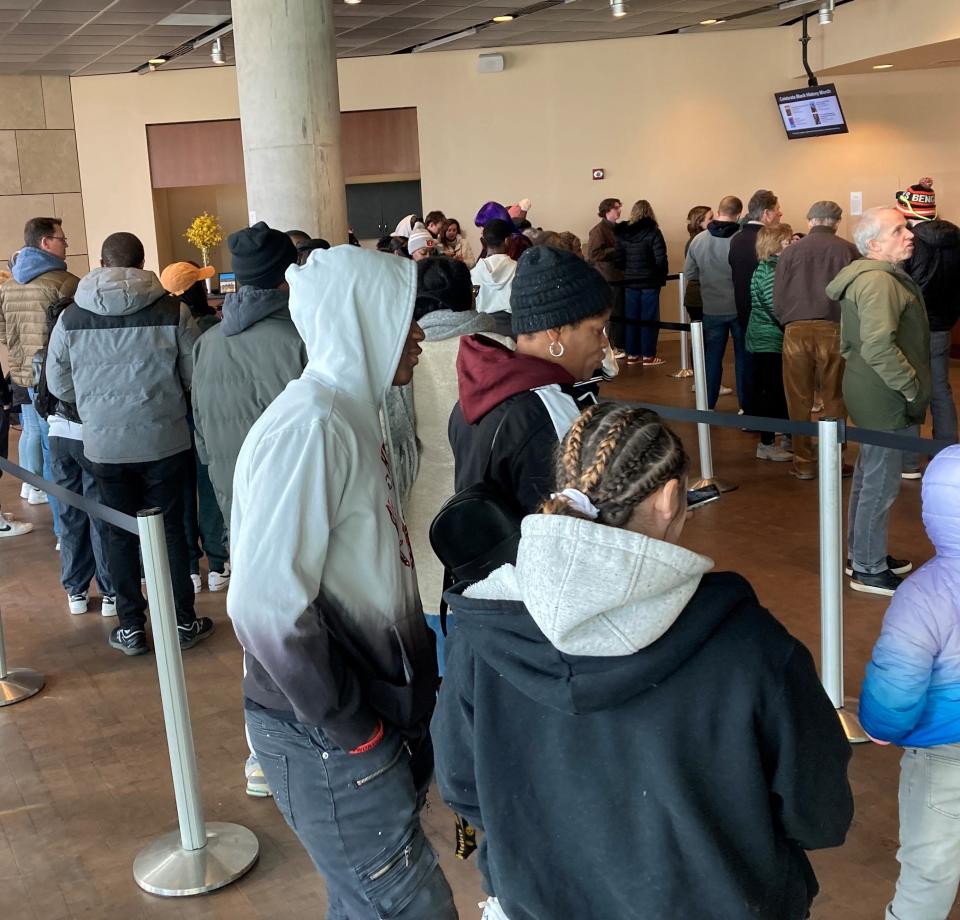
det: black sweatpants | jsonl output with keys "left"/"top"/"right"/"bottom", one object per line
{"left": 748, "top": 352, "right": 789, "bottom": 446}
{"left": 89, "top": 450, "right": 197, "bottom": 631}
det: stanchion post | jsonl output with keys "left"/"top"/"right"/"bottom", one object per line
{"left": 818, "top": 419, "right": 867, "bottom": 744}
{"left": 133, "top": 508, "right": 259, "bottom": 896}
{"left": 689, "top": 321, "right": 737, "bottom": 493}
{"left": 669, "top": 272, "right": 693, "bottom": 379}
{"left": 0, "top": 602, "right": 44, "bottom": 707}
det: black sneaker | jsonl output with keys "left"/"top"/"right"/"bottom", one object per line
{"left": 109, "top": 627, "right": 148, "bottom": 656}
{"left": 849, "top": 569, "right": 903, "bottom": 597}
{"left": 178, "top": 617, "right": 214, "bottom": 650}
{"left": 845, "top": 556, "right": 912, "bottom": 577}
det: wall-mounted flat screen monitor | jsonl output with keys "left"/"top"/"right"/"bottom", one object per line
{"left": 775, "top": 84, "right": 849, "bottom": 139}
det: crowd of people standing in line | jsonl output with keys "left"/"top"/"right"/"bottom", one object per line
{"left": 0, "top": 178, "right": 958, "bottom": 919}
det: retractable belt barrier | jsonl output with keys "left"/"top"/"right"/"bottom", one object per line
{"left": 606, "top": 400, "right": 944, "bottom": 743}
{"left": 0, "top": 454, "right": 259, "bottom": 896}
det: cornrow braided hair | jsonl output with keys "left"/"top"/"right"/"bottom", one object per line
{"left": 542, "top": 403, "right": 689, "bottom": 527}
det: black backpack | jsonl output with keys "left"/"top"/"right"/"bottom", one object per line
{"left": 32, "top": 296, "right": 80, "bottom": 423}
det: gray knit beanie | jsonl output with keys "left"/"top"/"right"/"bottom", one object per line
{"left": 510, "top": 246, "right": 612, "bottom": 335}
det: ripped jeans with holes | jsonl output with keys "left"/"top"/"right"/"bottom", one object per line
{"left": 245, "top": 705, "right": 457, "bottom": 920}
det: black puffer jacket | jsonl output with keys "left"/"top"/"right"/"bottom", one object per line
{"left": 617, "top": 217, "right": 668, "bottom": 289}
{"left": 904, "top": 219, "right": 960, "bottom": 332}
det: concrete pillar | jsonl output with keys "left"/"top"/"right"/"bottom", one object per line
{"left": 232, "top": 0, "right": 347, "bottom": 243}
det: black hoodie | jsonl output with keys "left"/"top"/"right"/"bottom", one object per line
{"left": 434, "top": 568, "right": 853, "bottom": 920}
{"left": 903, "top": 219, "right": 960, "bottom": 331}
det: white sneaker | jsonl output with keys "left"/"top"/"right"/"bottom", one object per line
{"left": 20, "top": 482, "right": 31, "bottom": 499}
{"left": 101, "top": 595, "right": 117, "bottom": 618}
{"left": 68, "top": 591, "right": 88, "bottom": 615}
{"left": 190, "top": 573, "right": 202, "bottom": 594}
{"left": 0, "top": 518, "right": 33, "bottom": 538}
{"left": 208, "top": 565, "right": 230, "bottom": 592}
{"left": 757, "top": 443, "right": 794, "bottom": 462}
{"left": 28, "top": 488, "right": 48, "bottom": 505}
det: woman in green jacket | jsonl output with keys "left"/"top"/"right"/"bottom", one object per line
{"left": 747, "top": 224, "right": 795, "bottom": 462}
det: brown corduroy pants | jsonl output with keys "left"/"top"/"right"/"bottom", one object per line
{"left": 781, "top": 320, "right": 846, "bottom": 475}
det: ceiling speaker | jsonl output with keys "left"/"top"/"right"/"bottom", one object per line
{"left": 478, "top": 53, "right": 505, "bottom": 73}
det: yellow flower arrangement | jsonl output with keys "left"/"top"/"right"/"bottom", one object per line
{"left": 184, "top": 211, "right": 224, "bottom": 266}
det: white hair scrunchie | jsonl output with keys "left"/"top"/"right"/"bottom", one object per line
{"left": 551, "top": 488, "right": 600, "bottom": 520}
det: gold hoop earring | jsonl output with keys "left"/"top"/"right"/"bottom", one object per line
{"left": 549, "top": 341, "right": 565, "bottom": 358}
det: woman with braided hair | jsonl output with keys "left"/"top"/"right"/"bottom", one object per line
{"left": 433, "top": 402, "right": 853, "bottom": 920}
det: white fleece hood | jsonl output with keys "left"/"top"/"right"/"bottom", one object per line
{"left": 286, "top": 244, "right": 416, "bottom": 407}
{"left": 466, "top": 514, "right": 714, "bottom": 656}
{"left": 470, "top": 254, "right": 517, "bottom": 315}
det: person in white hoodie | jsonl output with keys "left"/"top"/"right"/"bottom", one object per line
{"left": 228, "top": 245, "right": 457, "bottom": 920}
{"left": 471, "top": 219, "right": 517, "bottom": 317}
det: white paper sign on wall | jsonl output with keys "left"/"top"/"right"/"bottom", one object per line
{"left": 850, "top": 192, "right": 863, "bottom": 217}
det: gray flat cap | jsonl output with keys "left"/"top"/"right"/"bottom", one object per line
{"left": 807, "top": 200, "right": 843, "bottom": 221}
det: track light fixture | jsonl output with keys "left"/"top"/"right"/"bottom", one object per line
{"left": 211, "top": 37, "right": 225, "bottom": 64}
{"left": 611, "top": 0, "right": 627, "bottom": 18}
{"left": 818, "top": 0, "right": 834, "bottom": 25}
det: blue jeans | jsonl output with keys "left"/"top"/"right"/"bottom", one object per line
{"left": 246, "top": 708, "right": 457, "bottom": 920}
{"left": 49, "top": 436, "right": 114, "bottom": 596}
{"left": 702, "top": 315, "right": 746, "bottom": 409}
{"left": 903, "top": 330, "right": 955, "bottom": 471}
{"left": 23, "top": 388, "right": 60, "bottom": 537}
{"left": 929, "top": 329, "right": 957, "bottom": 447}
{"left": 624, "top": 288, "right": 661, "bottom": 358}
{"left": 848, "top": 429, "right": 915, "bottom": 573}
{"left": 887, "top": 744, "right": 960, "bottom": 920}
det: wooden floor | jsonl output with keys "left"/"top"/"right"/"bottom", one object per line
{"left": 0, "top": 339, "right": 956, "bottom": 919}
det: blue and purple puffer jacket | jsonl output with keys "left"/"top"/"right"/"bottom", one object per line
{"left": 860, "top": 445, "right": 960, "bottom": 747}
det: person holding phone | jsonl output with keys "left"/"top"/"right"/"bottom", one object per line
{"left": 433, "top": 402, "right": 852, "bottom": 920}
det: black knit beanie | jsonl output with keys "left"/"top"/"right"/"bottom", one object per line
{"left": 414, "top": 256, "right": 473, "bottom": 320}
{"left": 510, "top": 245, "right": 612, "bottom": 335}
{"left": 228, "top": 221, "right": 297, "bottom": 289}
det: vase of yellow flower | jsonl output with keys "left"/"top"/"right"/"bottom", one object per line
{"left": 184, "top": 211, "right": 224, "bottom": 292}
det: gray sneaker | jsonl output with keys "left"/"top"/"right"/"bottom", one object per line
{"left": 756, "top": 443, "right": 793, "bottom": 462}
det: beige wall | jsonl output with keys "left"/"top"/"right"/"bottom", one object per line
{"left": 153, "top": 184, "right": 248, "bottom": 275}
{"left": 71, "top": 5, "right": 960, "bottom": 276}
{"left": 0, "top": 75, "right": 88, "bottom": 278}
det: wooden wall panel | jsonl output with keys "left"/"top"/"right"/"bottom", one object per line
{"left": 147, "top": 109, "right": 419, "bottom": 190}
{"left": 147, "top": 119, "right": 245, "bottom": 189}
{"left": 341, "top": 107, "right": 420, "bottom": 180}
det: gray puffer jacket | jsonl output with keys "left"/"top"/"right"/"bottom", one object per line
{"left": 46, "top": 267, "right": 198, "bottom": 464}
{"left": 192, "top": 286, "right": 307, "bottom": 524}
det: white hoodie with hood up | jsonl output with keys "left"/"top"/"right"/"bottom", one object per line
{"left": 228, "top": 245, "right": 438, "bottom": 750}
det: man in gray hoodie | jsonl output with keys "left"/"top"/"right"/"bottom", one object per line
{"left": 46, "top": 232, "right": 213, "bottom": 656}
{"left": 684, "top": 196, "right": 744, "bottom": 408}
{"left": 191, "top": 222, "right": 303, "bottom": 526}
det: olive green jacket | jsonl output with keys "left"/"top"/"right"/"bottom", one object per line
{"left": 826, "top": 260, "right": 930, "bottom": 431}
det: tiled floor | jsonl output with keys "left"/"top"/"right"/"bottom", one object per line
{"left": 0, "top": 339, "right": 956, "bottom": 919}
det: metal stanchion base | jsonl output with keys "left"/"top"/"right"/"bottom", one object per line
{"left": 0, "top": 668, "right": 44, "bottom": 706}
{"left": 134, "top": 822, "right": 259, "bottom": 897}
{"left": 669, "top": 368, "right": 694, "bottom": 379}
{"left": 837, "top": 698, "right": 869, "bottom": 744}
{"left": 691, "top": 477, "right": 739, "bottom": 494}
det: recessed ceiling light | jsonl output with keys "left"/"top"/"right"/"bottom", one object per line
{"left": 148, "top": 57, "right": 166, "bottom": 65}
{"left": 873, "top": 63, "right": 894, "bottom": 69}
{"left": 344, "top": 0, "right": 362, "bottom": 5}
{"left": 700, "top": 18, "right": 719, "bottom": 24}
{"left": 492, "top": 14, "right": 513, "bottom": 22}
